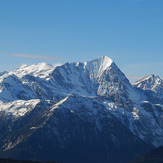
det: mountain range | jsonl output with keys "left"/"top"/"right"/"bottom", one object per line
{"left": 0, "top": 56, "right": 162, "bottom": 163}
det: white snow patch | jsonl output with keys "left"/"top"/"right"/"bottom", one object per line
{"left": 30, "top": 127, "right": 37, "bottom": 130}
{"left": 70, "top": 110, "right": 74, "bottom": 113}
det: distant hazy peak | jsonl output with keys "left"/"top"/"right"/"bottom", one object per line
{"left": 19, "top": 64, "right": 28, "bottom": 69}
{"left": 134, "top": 74, "right": 162, "bottom": 85}
{"left": 133, "top": 74, "right": 163, "bottom": 93}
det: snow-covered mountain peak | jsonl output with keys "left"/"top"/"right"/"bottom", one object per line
{"left": 133, "top": 74, "right": 163, "bottom": 94}
{"left": 84, "top": 56, "right": 113, "bottom": 71}
{"left": 50, "top": 56, "right": 140, "bottom": 102}
{"left": 19, "top": 64, "right": 28, "bottom": 69}
{"left": 84, "top": 56, "right": 113, "bottom": 76}
{"left": 10, "top": 62, "right": 55, "bottom": 79}
{"left": 134, "top": 74, "right": 160, "bottom": 83}
{"left": 89, "top": 56, "right": 113, "bottom": 67}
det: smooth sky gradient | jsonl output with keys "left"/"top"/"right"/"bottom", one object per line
{"left": 0, "top": 0, "right": 163, "bottom": 82}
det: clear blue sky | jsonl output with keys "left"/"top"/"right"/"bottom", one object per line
{"left": 0, "top": 0, "right": 163, "bottom": 82}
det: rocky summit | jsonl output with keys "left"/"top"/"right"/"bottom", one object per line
{"left": 0, "top": 56, "right": 162, "bottom": 163}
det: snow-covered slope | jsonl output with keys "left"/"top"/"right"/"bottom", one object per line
{"left": 133, "top": 74, "right": 163, "bottom": 105}
{"left": 0, "top": 74, "right": 37, "bottom": 102}
{"left": 133, "top": 74, "right": 163, "bottom": 95}
{"left": 133, "top": 75, "right": 162, "bottom": 91}
{"left": 0, "top": 99, "right": 40, "bottom": 117}
{"left": 10, "top": 62, "right": 55, "bottom": 79}
{"left": 0, "top": 56, "right": 162, "bottom": 163}
{"left": 0, "top": 63, "right": 58, "bottom": 102}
